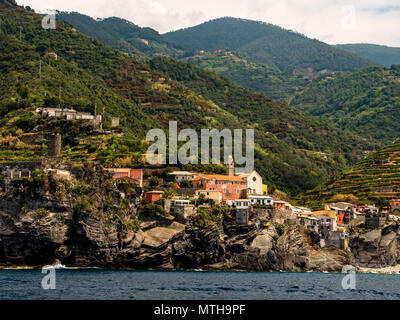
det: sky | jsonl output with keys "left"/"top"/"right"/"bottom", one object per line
{"left": 17, "top": 0, "right": 400, "bottom": 46}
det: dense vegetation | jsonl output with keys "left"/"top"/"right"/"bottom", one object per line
{"left": 0, "top": 3, "right": 376, "bottom": 196}
{"left": 184, "top": 50, "right": 313, "bottom": 101}
{"left": 55, "top": 13, "right": 379, "bottom": 104}
{"left": 302, "top": 139, "right": 400, "bottom": 208}
{"left": 164, "top": 17, "right": 374, "bottom": 74}
{"left": 149, "top": 57, "right": 376, "bottom": 194}
{"left": 336, "top": 44, "right": 400, "bottom": 67}
{"left": 57, "top": 12, "right": 184, "bottom": 59}
{"left": 291, "top": 65, "right": 400, "bottom": 145}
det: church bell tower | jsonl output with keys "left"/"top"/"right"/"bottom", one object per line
{"left": 226, "top": 155, "right": 235, "bottom": 176}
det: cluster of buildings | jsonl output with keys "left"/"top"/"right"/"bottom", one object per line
{"left": 105, "top": 161, "right": 400, "bottom": 250}
{"left": 106, "top": 156, "right": 271, "bottom": 208}
{"left": 35, "top": 107, "right": 120, "bottom": 128}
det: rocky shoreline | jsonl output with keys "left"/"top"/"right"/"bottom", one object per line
{"left": 1, "top": 165, "right": 399, "bottom": 272}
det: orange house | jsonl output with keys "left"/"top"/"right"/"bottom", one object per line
{"left": 336, "top": 210, "right": 346, "bottom": 225}
{"left": 105, "top": 168, "right": 143, "bottom": 187}
{"left": 192, "top": 174, "right": 247, "bottom": 200}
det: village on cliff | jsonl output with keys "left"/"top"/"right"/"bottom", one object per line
{"left": 1, "top": 107, "right": 400, "bottom": 254}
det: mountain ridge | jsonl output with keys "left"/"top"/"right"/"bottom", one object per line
{"left": 164, "top": 17, "right": 375, "bottom": 73}
{"left": 335, "top": 43, "right": 400, "bottom": 67}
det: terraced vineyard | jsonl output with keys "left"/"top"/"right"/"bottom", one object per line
{"left": 303, "top": 139, "right": 400, "bottom": 206}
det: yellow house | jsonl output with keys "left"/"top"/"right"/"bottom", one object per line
{"left": 195, "top": 190, "right": 222, "bottom": 204}
{"left": 262, "top": 184, "right": 268, "bottom": 195}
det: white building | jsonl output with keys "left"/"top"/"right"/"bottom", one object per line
{"left": 234, "top": 199, "right": 250, "bottom": 209}
{"left": 36, "top": 108, "right": 102, "bottom": 124}
{"left": 170, "top": 171, "right": 199, "bottom": 182}
{"left": 248, "top": 195, "right": 273, "bottom": 206}
{"left": 239, "top": 170, "right": 262, "bottom": 195}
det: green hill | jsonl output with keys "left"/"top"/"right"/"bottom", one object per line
{"left": 291, "top": 65, "right": 400, "bottom": 145}
{"left": 303, "top": 139, "right": 400, "bottom": 207}
{"left": 164, "top": 17, "right": 374, "bottom": 74}
{"left": 183, "top": 50, "right": 312, "bottom": 101}
{"left": 335, "top": 44, "right": 400, "bottom": 67}
{"left": 55, "top": 14, "right": 376, "bottom": 102}
{"left": 57, "top": 12, "right": 184, "bottom": 59}
{"left": 0, "top": 3, "right": 375, "bottom": 195}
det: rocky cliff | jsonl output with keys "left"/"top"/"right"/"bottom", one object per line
{"left": 0, "top": 165, "right": 382, "bottom": 272}
{"left": 0, "top": 207, "right": 353, "bottom": 271}
{"left": 350, "top": 224, "right": 400, "bottom": 268}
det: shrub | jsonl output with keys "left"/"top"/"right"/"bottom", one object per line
{"left": 73, "top": 199, "right": 93, "bottom": 216}
{"left": 126, "top": 215, "right": 140, "bottom": 232}
{"left": 179, "top": 179, "right": 191, "bottom": 188}
{"left": 145, "top": 203, "right": 165, "bottom": 214}
{"left": 148, "top": 176, "right": 160, "bottom": 187}
{"left": 276, "top": 224, "right": 286, "bottom": 236}
{"left": 32, "top": 208, "right": 49, "bottom": 219}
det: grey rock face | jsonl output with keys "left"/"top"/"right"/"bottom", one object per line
{"left": 350, "top": 224, "right": 400, "bottom": 268}
{"left": 0, "top": 166, "right": 353, "bottom": 271}
{"left": 0, "top": 206, "right": 353, "bottom": 271}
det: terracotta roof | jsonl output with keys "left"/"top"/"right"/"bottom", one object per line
{"left": 104, "top": 168, "right": 130, "bottom": 173}
{"left": 192, "top": 174, "right": 245, "bottom": 182}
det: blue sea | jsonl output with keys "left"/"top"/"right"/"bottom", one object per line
{"left": 1, "top": 269, "right": 400, "bottom": 300}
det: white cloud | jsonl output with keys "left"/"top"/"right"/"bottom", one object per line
{"left": 17, "top": 0, "right": 400, "bottom": 46}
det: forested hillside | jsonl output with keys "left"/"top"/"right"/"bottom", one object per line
{"left": 291, "top": 65, "right": 400, "bottom": 145}
{"left": 57, "top": 12, "right": 184, "bottom": 58}
{"left": 184, "top": 50, "right": 312, "bottom": 101}
{"left": 164, "top": 17, "right": 374, "bottom": 74}
{"left": 336, "top": 43, "right": 400, "bottom": 67}
{"left": 0, "top": 3, "right": 375, "bottom": 196}
{"left": 149, "top": 57, "right": 377, "bottom": 193}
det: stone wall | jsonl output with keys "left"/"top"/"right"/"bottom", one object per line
{"left": 365, "top": 216, "right": 387, "bottom": 229}
{"left": 173, "top": 204, "right": 196, "bottom": 221}
{"left": 236, "top": 209, "right": 249, "bottom": 225}
{"left": 324, "top": 231, "right": 349, "bottom": 250}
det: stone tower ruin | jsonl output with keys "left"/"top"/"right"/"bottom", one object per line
{"left": 48, "top": 133, "right": 62, "bottom": 157}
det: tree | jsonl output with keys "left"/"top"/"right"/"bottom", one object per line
{"left": 162, "top": 189, "right": 176, "bottom": 199}
{"left": 148, "top": 176, "right": 160, "bottom": 187}
{"left": 179, "top": 179, "right": 191, "bottom": 188}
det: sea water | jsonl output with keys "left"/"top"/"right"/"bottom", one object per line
{"left": 1, "top": 269, "right": 400, "bottom": 300}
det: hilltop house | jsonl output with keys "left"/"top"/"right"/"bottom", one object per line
{"left": 104, "top": 168, "right": 143, "bottom": 187}
{"left": 36, "top": 107, "right": 102, "bottom": 125}
{"left": 170, "top": 171, "right": 199, "bottom": 182}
